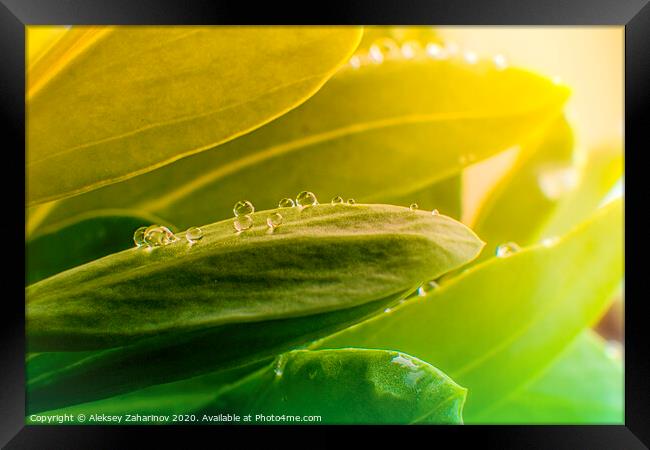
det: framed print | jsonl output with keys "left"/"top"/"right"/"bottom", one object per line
{"left": 1, "top": 0, "right": 647, "bottom": 447}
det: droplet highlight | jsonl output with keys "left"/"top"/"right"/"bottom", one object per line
{"left": 493, "top": 54, "right": 508, "bottom": 70}
{"left": 331, "top": 196, "right": 344, "bottom": 205}
{"left": 431, "top": 209, "right": 440, "bottom": 216}
{"left": 233, "top": 215, "right": 254, "bottom": 232}
{"left": 496, "top": 242, "right": 521, "bottom": 257}
{"left": 233, "top": 200, "right": 254, "bottom": 217}
{"left": 296, "top": 191, "right": 318, "bottom": 208}
{"left": 266, "top": 212, "right": 283, "bottom": 230}
{"left": 417, "top": 281, "right": 439, "bottom": 296}
{"left": 278, "top": 197, "right": 295, "bottom": 208}
{"left": 185, "top": 226, "right": 203, "bottom": 243}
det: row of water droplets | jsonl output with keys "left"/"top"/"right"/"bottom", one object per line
{"left": 133, "top": 224, "right": 204, "bottom": 249}
{"left": 232, "top": 191, "right": 359, "bottom": 233}
{"left": 347, "top": 37, "right": 509, "bottom": 71}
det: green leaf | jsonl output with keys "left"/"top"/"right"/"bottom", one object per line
{"left": 314, "top": 199, "right": 623, "bottom": 422}
{"left": 541, "top": 143, "right": 623, "bottom": 240}
{"left": 33, "top": 54, "right": 570, "bottom": 232}
{"left": 471, "top": 116, "right": 574, "bottom": 261}
{"left": 27, "top": 209, "right": 173, "bottom": 285}
{"left": 26, "top": 203, "right": 482, "bottom": 412}
{"left": 28, "top": 203, "right": 482, "bottom": 351}
{"left": 474, "top": 330, "right": 623, "bottom": 424}
{"left": 387, "top": 175, "right": 463, "bottom": 220}
{"left": 203, "top": 349, "right": 466, "bottom": 424}
{"left": 26, "top": 26, "right": 362, "bottom": 206}
{"left": 28, "top": 349, "right": 466, "bottom": 425}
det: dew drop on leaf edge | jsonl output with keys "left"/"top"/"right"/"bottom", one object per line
{"left": 233, "top": 215, "right": 254, "bottom": 232}
{"left": 185, "top": 226, "right": 203, "bottom": 243}
{"left": 133, "top": 226, "right": 147, "bottom": 247}
{"left": 296, "top": 191, "right": 318, "bottom": 208}
{"left": 267, "top": 212, "right": 283, "bottom": 229}
{"left": 496, "top": 242, "right": 521, "bottom": 257}
{"left": 233, "top": 200, "right": 255, "bottom": 217}
{"left": 278, "top": 197, "right": 295, "bottom": 208}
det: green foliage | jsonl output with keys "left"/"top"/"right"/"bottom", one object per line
{"left": 25, "top": 26, "right": 624, "bottom": 424}
{"left": 315, "top": 200, "right": 622, "bottom": 421}
{"left": 476, "top": 330, "right": 623, "bottom": 424}
{"left": 27, "top": 26, "right": 362, "bottom": 205}
{"left": 29, "top": 349, "right": 466, "bottom": 424}
{"left": 30, "top": 51, "right": 569, "bottom": 232}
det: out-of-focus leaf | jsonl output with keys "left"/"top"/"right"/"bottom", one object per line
{"left": 26, "top": 26, "right": 362, "bottom": 205}
{"left": 28, "top": 349, "right": 466, "bottom": 424}
{"left": 203, "top": 349, "right": 466, "bottom": 424}
{"left": 27, "top": 26, "right": 69, "bottom": 66}
{"left": 471, "top": 116, "right": 574, "bottom": 262}
{"left": 27, "top": 210, "right": 173, "bottom": 285}
{"left": 26, "top": 355, "right": 269, "bottom": 417}
{"left": 315, "top": 199, "right": 623, "bottom": 422}
{"left": 386, "top": 175, "right": 462, "bottom": 220}
{"left": 477, "top": 330, "right": 623, "bottom": 424}
{"left": 26, "top": 204, "right": 482, "bottom": 412}
{"left": 33, "top": 54, "right": 570, "bottom": 232}
{"left": 541, "top": 143, "right": 623, "bottom": 240}
{"left": 358, "top": 26, "right": 440, "bottom": 49}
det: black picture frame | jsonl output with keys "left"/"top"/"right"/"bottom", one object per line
{"left": 2, "top": 1, "right": 647, "bottom": 447}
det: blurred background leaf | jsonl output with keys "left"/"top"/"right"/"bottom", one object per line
{"left": 314, "top": 199, "right": 623, "bottom": 422}
{"left": 26, "top": 210, "right": 173, "bottom": 285}
{"left": 29, "top": 51, "right": 569, "bottom": 233}
{"left": 27, "top": 26, "right": 362, "bottom": 206}
{"left": 475, "top": 330, "right": 623, "bottom": 424}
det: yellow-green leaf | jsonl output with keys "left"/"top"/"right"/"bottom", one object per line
{"left": 32, "top": 55, "right": 570, "bottom": 232}
{"left": 471, "top": 116, "right": 574, "bottom": 262}
{"left": 314, "top": 199, "right": 623, "bottom": 422}
{"left": 26, "top": 26, "right": 362, "bottom": 206}
{"left": 474, "top": 330, "right": 623, "bottom": 424}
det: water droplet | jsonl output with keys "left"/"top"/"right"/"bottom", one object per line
{"left": 425, "top": 42, "right": 444, "bottom": 58}
{"left": 331, "top": 195, "right": 344, "bottom": 205}
{"left": 233, "top": 200, "right": 254, "bottom": 217}
{"left": 368, "top": 44, "right": 385, "bottom": 63}
{"left": 431, "top": 209, "right": 440, "bottom": 216}
{"left": 233, "top": 215, "right": 253, "bottom": 232}
{"left": 417, "top": 281, "right": 439, "bottom": 296}
{"left": 493, "top": 54, "right": 508, "bottom": 70}
{"left": 370, "top": 38, "right": 400, "bottom": 61}
{"left": 274, "top": 355, "right": 286, "bottom": 377}
{"left": 496, "top": 242, "right": 521, "bottom": 257}
{"left": 144, "top": 225, "right": 176, "bottom": 247}
{"left": 409, "top": 203, "right": 419, "bottom": 211}
{"left": 384, "top": 307, "right": 392, "bottom": 313}
{"left": 185, "top": 226, "right": 203, "bottom": 243}
{"left": 400, "top": 40, "right": 422, "bottom": 59}
{"left": 278, "top": 197, "right": 295, "bottom": 208}
{"left": 464, "top": 50, "right": 478, "bottom": 64}
{"left": 538, "top": 166, "right": 579, "bottom": 200}
{"left": 347, "top": 198, "right": 356, "bottom": 205}
{"left": 541, "top": 237, "right": 559, "bottom": 247}
{"left": 266, "top": 212, "right": 283, "bottom": 229}
{"left": 133, "top": 226, "right": 147, "bottom": 247}
{"left": 296, "top": 191, "right": 318, "bottom": 208}
{"left": 348, "top": 55, "right": 361, "bottom": 69}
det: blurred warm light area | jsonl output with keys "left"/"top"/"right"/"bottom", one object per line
{"left": 439, "top": 27, "right": 624, "bottom": 221}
